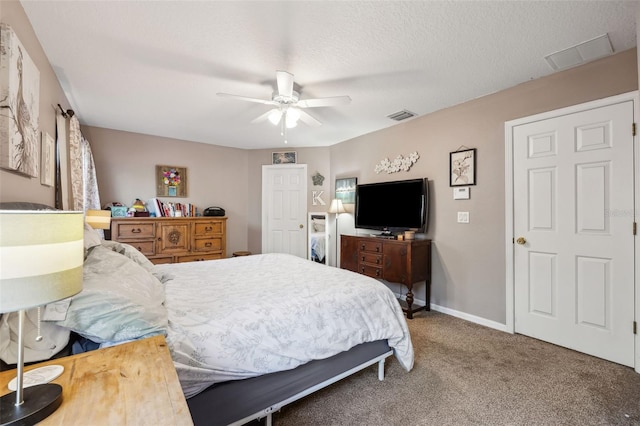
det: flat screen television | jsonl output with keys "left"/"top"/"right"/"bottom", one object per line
{"left": 355, "top": 178, "right": 429, "bottom": 235}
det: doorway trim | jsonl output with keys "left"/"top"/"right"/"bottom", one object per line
{"left": 504, "top": 91, "right": 639, "bottom": 373}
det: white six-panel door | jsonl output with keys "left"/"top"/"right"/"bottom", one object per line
{"left": 262, "top": 164, "right": 308, "bottom": 258}
{"left": 511, "top": 99, "right": 635, "bottom": 367}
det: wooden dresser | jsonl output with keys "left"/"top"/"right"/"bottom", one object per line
{"left": 0, "top": 335, "right": 193, "bottom": 425}
{"left": 340, "top": 235, "right": 431, "bottom": 319}
{"left": 110, "top": 217, "right": 227, "bottom": 264}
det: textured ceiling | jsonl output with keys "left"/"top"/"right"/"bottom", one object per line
{"left": 20, "top": 1, "right": 638, "bottom": 149}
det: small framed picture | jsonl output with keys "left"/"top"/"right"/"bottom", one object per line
{"left": 156, "top": 165, "right": 187, "bottom": 197}
{"left": 450, "top": 148, "right": 476, "bottom": 186}
{"left": 335, "top": 177, "right": 357, "bottom": 204}
{"left": 40, "top": 132, "right": 54, "bottom": 187}
{"left": 272, "top": 151, "right": 297, "bottom": 164}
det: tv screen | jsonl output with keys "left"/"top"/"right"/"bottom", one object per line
{"left": 355, "top": 178, "right": 428, "bottom": 234}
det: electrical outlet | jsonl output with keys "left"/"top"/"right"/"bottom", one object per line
{"left": 457, "top": 212, "right": 469, "bottom": 223}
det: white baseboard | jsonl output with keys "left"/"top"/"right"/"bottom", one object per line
{"left": 429, "top": 303, "right": 510, "bottom": 333}
{"left": 394, "top": 293, "right": 509, "bottom": 333}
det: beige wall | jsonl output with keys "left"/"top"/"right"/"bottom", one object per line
{"left": 330, "top": 48, "right": 638, "bottom": 324}
{"left": 83, "top": 126, "right": 250, "bottom": 257}
{"left": 0, "top": 1, "right": 70, "bottom": 205}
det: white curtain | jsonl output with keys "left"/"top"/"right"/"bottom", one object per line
{"left": 56, "top": 113, "right": 101, "bottom": 211}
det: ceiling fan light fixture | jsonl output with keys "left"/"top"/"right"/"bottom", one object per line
{"left": 268, "top": 109, "right": 282, "bottom": 125}
{"left": 286, "top": 108, "right": 301, "bottom": 128}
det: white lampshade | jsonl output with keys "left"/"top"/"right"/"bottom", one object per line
{"left": 328, "top": 199, "right": 346, "bottom": 214}
{"left": 85, "top": 209, "right": 111, "bottom": 230}
{"left": 0, "top": 210, "right": 84, "bottom": 313}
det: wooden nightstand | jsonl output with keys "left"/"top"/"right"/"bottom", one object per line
{"left": 0, "top": 335, "right": 192, "bottom": 425}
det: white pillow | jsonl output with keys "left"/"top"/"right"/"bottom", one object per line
{"left": 313, "top": 219, "right": 326, "bottom": 232}
{"left": 55, "top": 245, "right": 167, "bottom": 343}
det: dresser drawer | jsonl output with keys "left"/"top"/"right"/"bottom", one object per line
{"left": 194, "top": 222, "right": 223, "bottom": 236}
{"left": 128, "top": 240, "right": 156, "bottom": 256}
{"left": 177, "top": 253, "right": 223, "bottom": 263}
{"left": 359, "top": 241, "right": 382, "bottom": 253}
{"left": 361, "top": 252, "right": 382, "bottom": 265}
{"left": 359, "top": 264, "right": 383, "bottom": 278}
{"left": 114, "top": 222, "right": 155, "bottom": 239}
{"left": 193, "top": 237, "right": 222, "bottom": 252}
{"left": 150, "top": 256, "right": 173, "bottom": 265}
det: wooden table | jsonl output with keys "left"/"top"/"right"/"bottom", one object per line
{"left": 0, "top": 335, "right": 193, "bottom": 425}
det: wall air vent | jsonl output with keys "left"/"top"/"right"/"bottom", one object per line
{"left": 387, "top": 110, "right": 417, "bottom": 122}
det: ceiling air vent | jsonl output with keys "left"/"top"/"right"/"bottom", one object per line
{"left": 387, "top": 110, "right": 417, "bottom": 122}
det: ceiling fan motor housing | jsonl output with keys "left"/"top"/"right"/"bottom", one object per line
{"left": 272, "top": 90, "right": 300, "bottom": 104}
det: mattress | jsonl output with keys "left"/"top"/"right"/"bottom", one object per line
{"left": 155, "top": 253, "right": 414, "bottom": 398}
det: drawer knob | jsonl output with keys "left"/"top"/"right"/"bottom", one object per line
{"left": 376, "top": 258, "right": 380, "bottom": 264}
{"left": 205, "top": 226, "right": 213, "bottom": 232}
{"left": 376, "top": 269, "right": 381, "bottom": 277}
{"left": 361, "top": 245, "right": 365, "bottom": 250}
{"left": 137, "top": 247, "right": 142, "bottom": 251}
{"left": 361, "top": 256, "right": 365, "bottom": 261}
{"left": 205, "top": 242, "right": 212, "bottom": 247}
{"left": 131, "top": 228, "right": 142, "bottom": 234}
{"left": 376, "top": 247, "right": 380, "bottom": 252}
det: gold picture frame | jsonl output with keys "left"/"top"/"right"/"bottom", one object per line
{"left": 156, "top": 165, "right": 187, "bottom": 197}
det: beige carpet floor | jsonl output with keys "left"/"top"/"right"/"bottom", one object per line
{"left": 274, "top": 311, "right": 640, "bottom": 425}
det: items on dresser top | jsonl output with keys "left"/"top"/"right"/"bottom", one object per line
{"left": 110, "top": 217, "right": 227, "bottom": 264}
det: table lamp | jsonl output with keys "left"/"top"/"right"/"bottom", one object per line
{"left": 85, "top": 209, "right": 111, "bottom": 230}
{"left": 328, "top": 199, "right": 346, "bottom": 267}
{"left": 0, "top": 210, "right": 84, "bottom": 426}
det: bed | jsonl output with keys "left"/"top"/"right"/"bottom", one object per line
{"left": 0, "top": 215, "right": 414, "bottom": 425}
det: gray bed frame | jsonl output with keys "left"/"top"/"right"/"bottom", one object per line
{"left": 187, "top": 340, "right": 393, "bottom": 426}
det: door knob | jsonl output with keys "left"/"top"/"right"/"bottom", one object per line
{"left": 516, "top": 237, "right": 526, "bottom": 245}
{"left": 299, "top": 224, "right": 303, "bottom": 229}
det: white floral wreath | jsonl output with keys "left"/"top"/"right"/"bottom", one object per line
{"left": 374, "top": 152, "right": 420, "bottom": 174}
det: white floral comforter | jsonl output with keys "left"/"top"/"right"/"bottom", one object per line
{"left": 155, "top": 253, "right": 414, "bottom": 398}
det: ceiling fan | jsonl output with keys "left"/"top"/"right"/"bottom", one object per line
{"left": 217, "top": 70, "right": 351, "bottom": 142}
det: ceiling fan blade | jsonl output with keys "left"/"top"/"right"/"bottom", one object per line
{"left": 296, "top": 96, "right": 352, "bottom": 108}
{"left": 298, "top": 110, "right": 322, "bottom": 127}
{"left": 250, "top": 110, "right": 275, "bottom": 124}
{"left": 217, "top": 92, "right": 276, "bottom": 105}
{"left": 276, "top": 70, "right": 294, "bottom": 98}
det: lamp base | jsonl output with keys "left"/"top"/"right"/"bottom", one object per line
{"left": 0, "top": 383, "right": 62, "bottom": 426}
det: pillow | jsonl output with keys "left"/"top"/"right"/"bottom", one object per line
{"left": 312, "top": 218, "right": 326, "bottom": 232}
{"left": 0, "top": 308, "right": 70, "bottom": 364}
{"left": 101, "top": 240, "right": 155, "bottom": 272}
{"left": 83, "top": 223, "right": 102, "bottom": 252}
{"left": 55, "top": 245, "right": 167, "bottom": 344}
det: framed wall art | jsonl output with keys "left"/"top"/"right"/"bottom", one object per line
{"left": 335, "top": 177, "right": 357, "bottom": 204}
{"left": 0, "top": 23, "right": 40, "bottom": 177}
{"left": 156, "top": 165, "right": 187, "bottom": 197}
{"left": 272, "top": 151, "right": 297, "bottom": 164}
{"left": 450, "top": 148, "right": 476, "bottom": 186}
{"left": 40, "top": 132, "right": 54, "bottom": 186}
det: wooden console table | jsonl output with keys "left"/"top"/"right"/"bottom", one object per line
{"left": 0, "top": 335, "right": 192, "bottom": 425}
{"left": 340, "top": 235, "right": 431, "bottom": 319}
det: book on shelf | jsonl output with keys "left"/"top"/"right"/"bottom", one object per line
{"left": 148, "top": 198, "right": 197, "bottom": 217}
